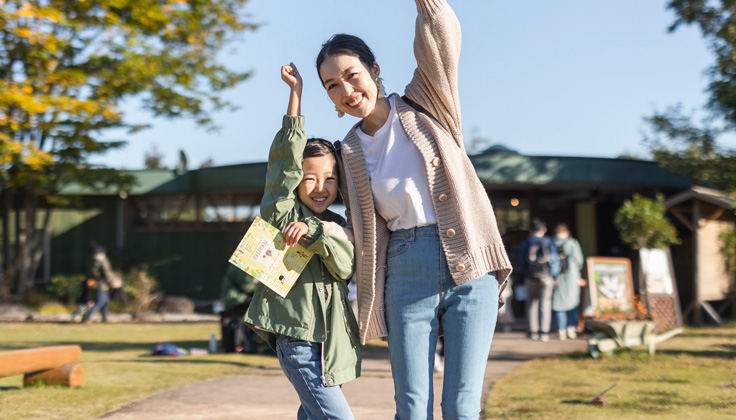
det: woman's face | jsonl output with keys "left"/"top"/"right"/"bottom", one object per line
{"left": 319, "top": 53, "right": 379, "bottom": 120}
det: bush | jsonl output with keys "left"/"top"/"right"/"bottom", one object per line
{"left": 720, "top": 224, "right": 736, "bottom": 280}
{"left": 123, "top": 264, "right": 160, "bottom": 313}
{"left": 614, "top": 194, "right": 680, "bottom": 250}
{"left": 47, "top": 274, "right": 85, "bottom": 306}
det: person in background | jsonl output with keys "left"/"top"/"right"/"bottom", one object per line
{"left": 520, "top": 219, "right": 560, "bottom": 342}
{"left": 220, "top": 264, "right": 260, "bottom": 353}
{"left": 81, "top": 245, "right": 121, "bottom": 323}
{"left": 552, "top": 223, "right": 585, "bottom": 340}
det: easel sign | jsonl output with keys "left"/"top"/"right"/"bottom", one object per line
{"left": 639, "top": 248, "right": 683, "bottom": 329}
{"left": 587, "top": 257, "right": 635, "bottom": 318}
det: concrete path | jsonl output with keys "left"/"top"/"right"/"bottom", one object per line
{"left": 99, "top": 331, "right": 587, "bottom": 420}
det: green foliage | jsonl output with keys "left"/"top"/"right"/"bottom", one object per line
{"left": 614, "top": 194, "right": 681, "bottom": 250}
{"left": 1, "top": 0, "right": 256, "bottom": 191}
{"left": 47, "top": 273, "right": 85, "bottom": 306}
{"left": 644, "top": 106, "right": 736, "bottom": 192}
{"left": 720, "top": 224, "right": 736, "bottom": 279}
{"left": 0, "top": 0, "right": 257, "bottom": 297}
{"left": 642, "top": 1, "right": 736, "bottom": 193}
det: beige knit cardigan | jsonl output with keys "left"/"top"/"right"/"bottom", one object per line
{"left": 337, "top": 0, "right": 513, "bottom": 344}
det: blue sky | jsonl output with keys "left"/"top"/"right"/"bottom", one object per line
{"left": 96, "top": 1, "right": 722, "bottom": 169}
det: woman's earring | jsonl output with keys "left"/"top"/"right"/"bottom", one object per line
{"left": 335, "top": 106, "right": 345, "bottom": 118}
{"left": 376, "top": 77, "right": 386, "bottom": 98}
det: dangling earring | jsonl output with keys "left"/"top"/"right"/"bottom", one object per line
{"left": 376, "top": 77, "right": 387, "bottom": 98}
{"left": 335, "top": 106, "right": 345, "bottom": 118}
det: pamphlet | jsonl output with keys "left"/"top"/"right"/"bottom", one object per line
{"left": 228, "top": 216, "right": 314, "bottom": 298}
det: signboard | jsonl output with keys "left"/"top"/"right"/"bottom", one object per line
{"left": 639, "top": 248, "right": 683, "bottom": 329}
{"left": 586, "top": 257, "right": 634, "bottom": 318}
{"left": 640, "top": 248, "right": 675, "bottom": 295}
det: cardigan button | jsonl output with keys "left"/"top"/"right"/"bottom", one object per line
{"left": 438, "top": 193, "right": 448, "bottom": 202}
{"left": 431, "top": 157, "right": 441, "bottom": 167}
{"left": 456, "top": 264, "right": 466, "bottom": 272}
{"left": 446, "top": 228, "right": 456, "bottom": 237}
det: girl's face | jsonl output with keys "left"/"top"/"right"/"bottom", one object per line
{"left": 297, "top": 154, "right": 338, "bottom": 217}
{"left": 319, "top": 53, "right": 380, "bottom": 120}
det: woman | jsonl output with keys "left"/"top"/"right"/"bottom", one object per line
{"left": 552, "top": 223, "right": 585, "bottom": 340}
{"left": 316, "top": 0, "right": 512, "bottom": 418}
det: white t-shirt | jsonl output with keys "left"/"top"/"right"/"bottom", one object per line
{"left": 355, "top": 96, "right": 437, "bottom": 231}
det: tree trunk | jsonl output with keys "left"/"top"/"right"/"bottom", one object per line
{"left": 0, "top": 188, "right": 8, "bottom": 300}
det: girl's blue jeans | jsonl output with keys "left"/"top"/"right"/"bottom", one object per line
{"left": 275, "top": 334, "right": 354, "bottom": 420}
{"left": 385, "top": 225, "right": 499, "bottom": 420}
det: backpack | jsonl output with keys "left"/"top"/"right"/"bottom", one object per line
{"left": 526, "top": 238, "right": 551, "bottom": 282}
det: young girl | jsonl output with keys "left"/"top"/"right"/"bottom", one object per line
{"left": 244, "top": 63, "right": 360, "bottom": 420}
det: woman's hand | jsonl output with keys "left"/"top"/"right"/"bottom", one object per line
{"left": 283, "top": 221, "right": 308, "bottom": 246}
{"left": 323, "top": 221, "right": 355, "bottom": 244}
{"left": 281, "top": 62, "right": 302, "bottom": 90}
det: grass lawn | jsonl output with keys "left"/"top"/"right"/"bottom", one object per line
{"left": 0, "top": 322, "right": 280, "bottom": 420}
{"left": 484, "top": 324, "right": 736, "bottom": 419}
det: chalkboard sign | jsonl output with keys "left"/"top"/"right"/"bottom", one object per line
{"left": 587, "top": 257, "right": 634, "bottom": 318}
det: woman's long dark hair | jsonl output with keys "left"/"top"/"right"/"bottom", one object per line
{"left": 316, "top": 33, "right": 376, "bottom": 80}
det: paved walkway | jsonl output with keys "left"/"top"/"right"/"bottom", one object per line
{"left": 98, "top": 331, "right": 587, "bottom": 420}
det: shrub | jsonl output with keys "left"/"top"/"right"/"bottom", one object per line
{"left": 123, "top": 264, "right": 160, "bottom": 313}
{"left": 614, "top": 194, "right": 680, "bottom": 250}
{"left": 47, "top": 274, "right": 85, "bottom": 306}
{"left": 720, "top": 224, "right": 736, "bottom": 280}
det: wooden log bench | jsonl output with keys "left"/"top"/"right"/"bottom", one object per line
{"left": 0, "top": 345, "right": 84, "bottom": 387}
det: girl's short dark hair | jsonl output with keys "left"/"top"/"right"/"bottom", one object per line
{"left": 304, "top": 138, "right": 336, "bottom": 160}
{"left": 316, "top": 33, "right": 376, "bottom": 79}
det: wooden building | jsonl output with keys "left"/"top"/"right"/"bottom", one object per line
{"left": 665, "top": 186, "right": 736, "bottom": 325}
{"left": 41, "top": 148, "right": 707, "bottom": 304}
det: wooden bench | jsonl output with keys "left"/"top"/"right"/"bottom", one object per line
{"left": 0, "top": 345, "right": 84, "bottom": 387}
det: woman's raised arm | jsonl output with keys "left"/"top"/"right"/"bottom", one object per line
{"left": 404, "top": 0, "right": 463, "bottom": 145}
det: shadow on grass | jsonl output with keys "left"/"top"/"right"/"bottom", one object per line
{"left": 0, "top": 386, "right": 21, "bottom": 392}
{"left": 115, "top": 357, "right": 264, "bottom": 369}
{"left": 658, "top": 348, "right": 736, "bottom": 359}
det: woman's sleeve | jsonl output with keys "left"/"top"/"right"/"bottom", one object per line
{"left": 404, "top": 0, "right": 463, "bottom": 145}
{"left": 301, "top": 217, "right": 355, "bottom": 281}
{"left": 259, "top": 116, "right": 307, "bottom": 230}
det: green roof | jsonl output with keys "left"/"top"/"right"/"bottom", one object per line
{"left": 59, "top": 163, "right": 267, "bottom": 196}
{"left": 60, "top": 154, "right": 690, "bottom": 196}
{"left": 470, "top": 152, "right": 692, "bottom": 190}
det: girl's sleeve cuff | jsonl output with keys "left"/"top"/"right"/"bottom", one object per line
{"left": 282, "top": 115, "right": 305, "bottom": 130}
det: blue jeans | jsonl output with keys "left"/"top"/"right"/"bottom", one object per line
{"left": 275, "top": 334, "right": 354, "bottom": 420}
{"left": 385, "top": 225, "right": 499, "bottom": 420}
{"left": 82, "top": 287, "right": 109, "bottom": 322}
{"left": 555, "top": 307, "right": 578, "bottom": 329}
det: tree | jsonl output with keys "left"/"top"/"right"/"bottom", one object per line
{"left": 144, "top": 143, "right": 166, "bottom": 169}
{"left": 644, "top": 1, "right": 736, "bottom": 194}
{"left": 0, "top": 0, "right": 257, "bottom": 298}
{"left": 613, "top": 194, "right": 680, "bottom": 250}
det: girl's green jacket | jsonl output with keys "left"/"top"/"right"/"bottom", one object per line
{"left": 243, "top": 115, "right": 361, "bottom": 386}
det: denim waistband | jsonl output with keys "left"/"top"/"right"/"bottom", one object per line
{"left": 390, "top": 224, "right": 438, "bottom": 240}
